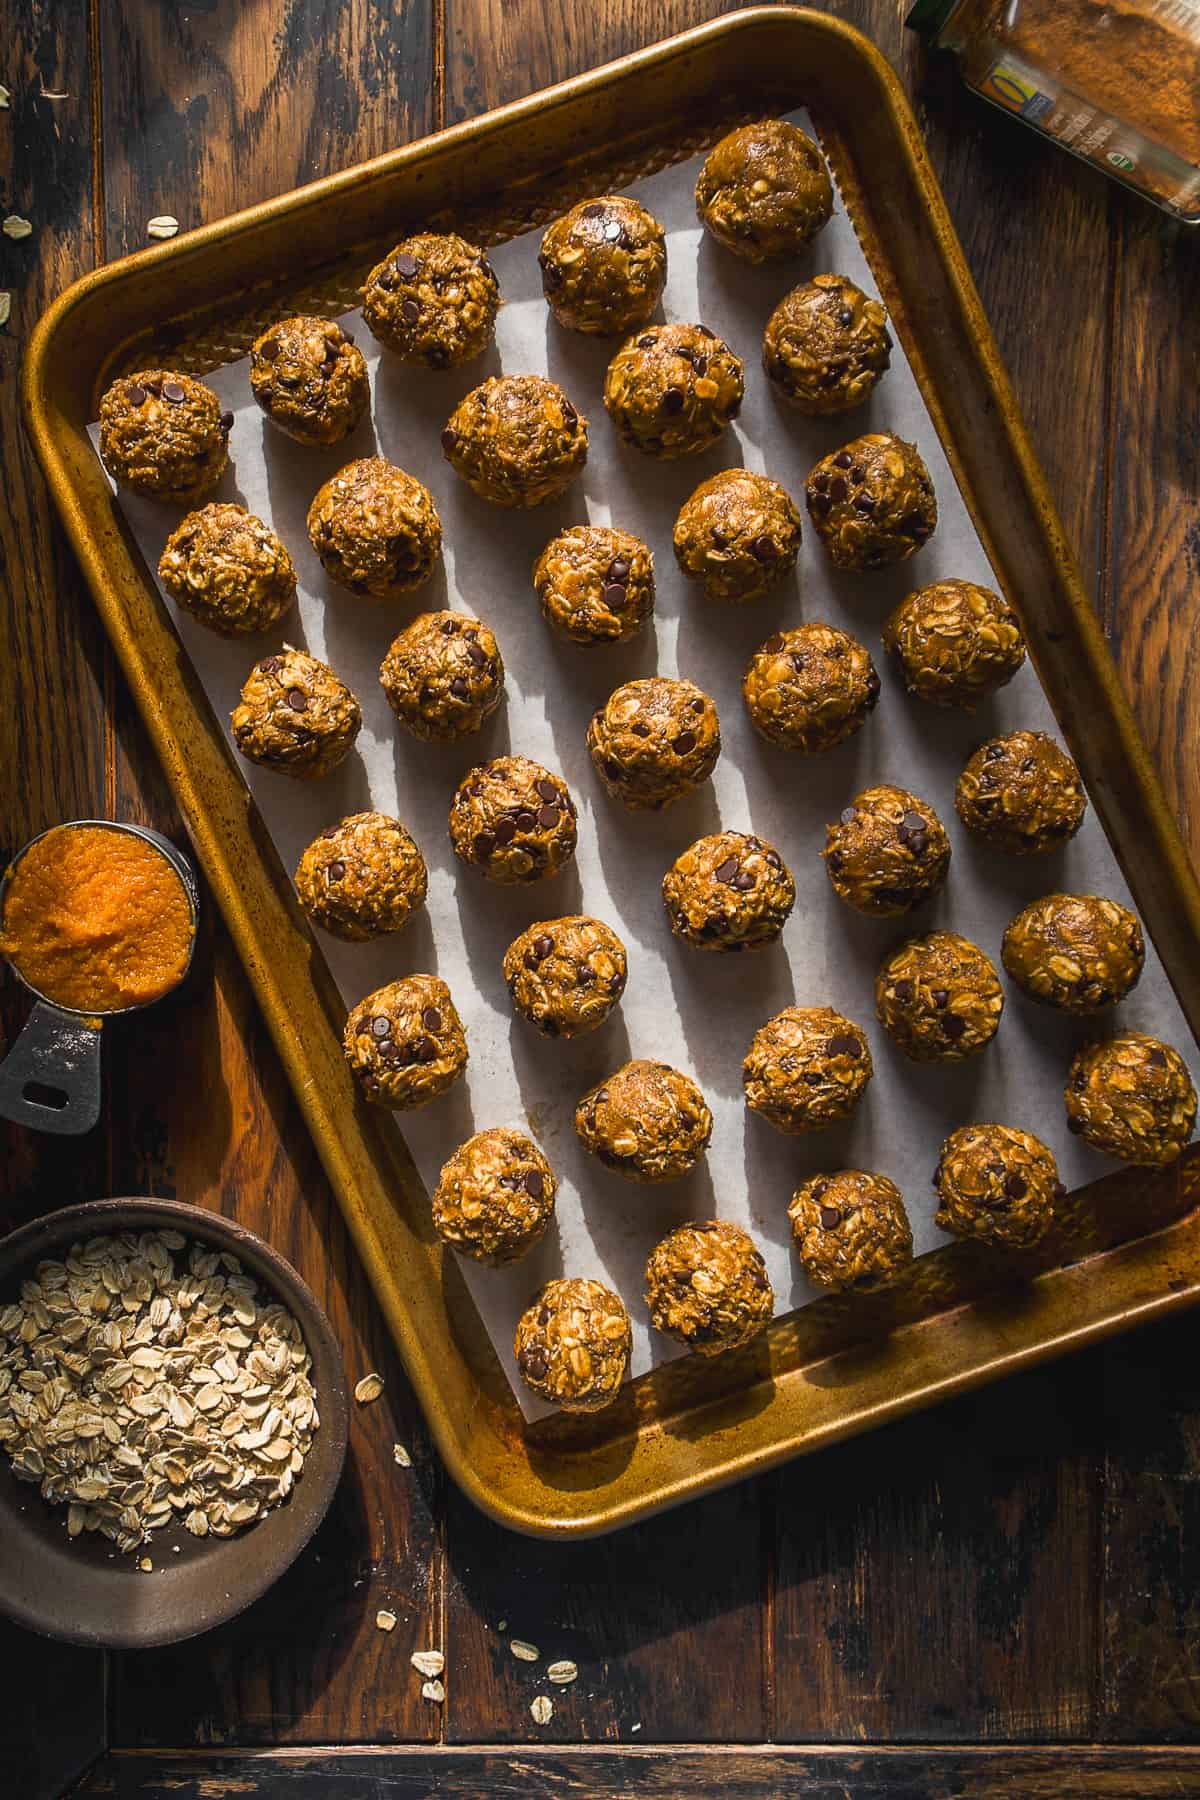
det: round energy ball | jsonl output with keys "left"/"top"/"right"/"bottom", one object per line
{"left": 934, "top": 1123, "right": 1062, "bottom": 1250}
{"left": 672, "top": 469, "right": 802, "bottom": 603}
{"left": 806, "top": 432, "right": 937, "bottom": 571}
{"left": 533, "top": 524, "right": 654, "bottom": 646}
{"left": 361, "top": 232, "right": 499, "bottom": 368}
{"left": 587, "top": 677, "right": 721, "bottom": 811}
{"left": 575, "top": 1060, "right": 713, "bottom": 1183}
{"left": 503, "top": 915, "right": 627, "bottom": 1038}
{"left": 1065, "top": 1032, "right": 1198, "bottom": 1166}
{"left": 645, "top": 1221, "right": 774, "bottom": 1356}
{"left": 823, "top": 785, "right": 951, "bottom": 917}
{"left": 742, "top": 622, "right": 879, "bottom": 752}
{"left": 1001, "top": 892, "right": 1144, "bottom": 1013}
{"left": 662, "top": 830, "right": 795, "bottom": 952}
{"left": 514, "top": 1278, "right": 631, "bottom": 1413}
{"left": 449, "top": 755, "right": 577, "bottom": 884}
{"left": 379, "top": 610, "right": 504, "bottom": 741}
{"left": 956, "top": 730, "right": 1087, "bottom": 854}
{"left": 307, "top": 457, "right": 442, "bottom": 600}
{"left": 743, "top": 1005, "right": 873, "bottom": 1134}
{"left": 231, "top": 645, "right": 361, "bottom": 780}
{"left": 789, "top": 1171, "right": 913, "bottom": 1293}
{"left": 249, "top": 315, "right": 368, "bottom": 445}
{"left": 158, "top": 502, "right": 297, "bottom": 637}
{"left": 763, "top": 274, "right": 892, "bottom": 414}
{"left": 294, "top": 812, "right": 427, "bottom": 942}
{"left": 694, "top": 119, "right": 833, "bottom": 262}
{"left": 441, "top": 375, "right": 587, "bottom": 507}
{"left": 431, "top": 1128, "right": 556, "bottom": 1266}
{"left": 603, "top": 322, "right": 744, "bottom": 459}
{"left": 875, "top": 931, "right": 1004, "bottom": 1062}
{"left": 884, "top": 580, "right": 1026, "bottom": 708}
{"left": 539, "top": 195, "right": 667, "bottom": 335}
{"left": 342, "top": 974, "right": 467, "bottom": 1109}
{"left": 99, "top": 369, "right": 232, "bottom": 503}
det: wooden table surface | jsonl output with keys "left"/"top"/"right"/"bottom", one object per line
{"left": 3, "top": 0, "right": 1200, "bottom": 1795}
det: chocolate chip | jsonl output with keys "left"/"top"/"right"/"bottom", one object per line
{"left": 441, "top": 428, "right": 457, "bottom": 452}
{"left": 127, "top": 383, "right": 147, "bottom": 404}
{"left": 834, "top": 451, "right": 853, "bottom": 469}
{"left": 819, "top": 1205, "right": 842, "bottom": 1230}
{"left": 810, "top": 493, "right": 832, "bottom": 517}
{"left": 286, "top": 688, "right": 309, "bottom": 711}
{"left": 892, "top": 979, "right": 913, "bottom": 1003}
{"left": 840, "top": 807, "right": 857, "bottom": 825}
{"left": 220, "top": 410, "right": 234, "bottom": 431}
{"left": 1004, "top": 1173, "right": 1027, "bottom": 1199}
{"left": 530, "top": 934, "right": 553, "bottom": 961}
{"left": 402, "top": 299, "right": 421, "bottom": 323}
{"left": 631, "top": 722, "right": 651, "bottom": 738}
{"left": 931, "top": 988, "right": 949, "bottom": 1009}
{"left": 259, "top": 656, "right": 282, "bottom": 674}
{"left": 493, "top": 819, "right": 516, "bottom": 846}
{"left": 258, "top": 340, "right": 279, "bottom": 361}
{"left": 371, "top": 1016, "right": 392, "bottom": 1039}
{"left": 855, "top": 495, "right": 876, "bottom": 514}
{"left": 582, "top": 201, "right": 605, "bottom": 217}
{"left": 762, "top": 633, "right": 785, "bottom": 654}
{"left": 604, "top": 759, "right": 621, "bottom": 780}
{"left": 511, "top": 810, "right": 534, "bottom": 831}
{"left": 440, "top": 618, "right": 459, "bottom": 636}
{"left": 829, "top": 476, "right": 848, "bottom": 503}
{"left": 420, "top": 1007, "right": 442, "bottom": 1033}
{"left": 538, "top": 805, "right": 560, "bottom": 828}
{"left": 1149, "top": 1047, "right": 1168, "bottom": 1068}
{"left": 661, "top": 388, "right": 684, "bottom": 415}
{"left": 985, "top": 742, "right": 1005, "bottom": 761}
{"left": 828, "top": 1033, "right": 862, "bottom": 1059}
{"left": 542, "top": 262, "right": 563, "bottom": 291}
{"left": 414, "top": 1035, "right": 437, "bottom": 1063}
{"left": 900, "top": 511, "right": 932, "bottom": 540}
{"left": 450, "top": 677, "right": 469, "bottom": 699}
{"left": 734, "top": 870, "right": 756, "bottom": 892}
{"left": 520, "top": 1347, "right": 548, "bottom": 1383}
{"left": 608, "top": 558, "right": 630, "bottom": 581}
{"left": 465, "top": 641, "right": 488, "bottom": 668}
{"left": 473, "top": 830, "right": 495, "bottom": 857}
{"left": 162, "top": 381, "right": 186, "bottom": 404}
{"left": 393, "top": 252, "right": 419, "bottom": 278}
{"left": 326, "top": 861, "right": 345, "bottom": 881}
{"left": 765, "top": 849, "right": 781, "bottom": 870}
{"left": 702, "top": 914, "right": 728, "bottom": 936}
{"left": 1067, "top": 1115, "right": 1084, "bottom": 1134}
{"left": 941, "top": 1013, "right": 966, "bottom": 1040}
{"left": 637, "top": 334, "right": 656, "bottom": 348}
{"left": 603, "top": 583, "right": 627, "bottom": 610}
{"left": 536, "top": 779, "right": 559, "bottom": 802}
{"left": 752, "top": 536, "right": 777, "bottom": 562}
{"left": 594, "top": 1088, "right": 609, "bottom": 1104}
{"left": 715, "top": 857, "right": 739, "bottom": 883}
{"left": 562, "top": 400, "right": 578, "bottom": 427}
{"left": 672, "top": 732, "right": 696, "bottom": 755}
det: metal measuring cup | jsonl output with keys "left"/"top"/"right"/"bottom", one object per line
{"left": 0, "top": 820, "right": 200, "bottom": 1136}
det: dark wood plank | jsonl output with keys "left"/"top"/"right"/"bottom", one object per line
{"left": 69, "top": 1745, "right": 1200, "bottom": 1798}
{"left": 443, "top": 1480, "right": 766, "bottom": 1743}
{"left": 0, "top": 6, "right": 109, "bottom": 1794}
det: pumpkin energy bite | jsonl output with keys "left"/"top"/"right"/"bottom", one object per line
{"left": 672, "top": 469, "right": 802, "bottom": 604}
{"left": 449, "top": 755, "right": 577, "bottom": 884}
{"left": 1001, "top": 893, "right": 1144, "bottom": 1013}
{"left": 539, "top": 195, "right": 667, "bottom": 336}
{"left": 442, "top": 375, "right": 587, "bottom": 507}
{"left": 645, "top": 1221, "right": 773, "bottom": 1357}
{"left": 742, "top": 622, "right": 879, "bottom": 752}
{"left": 763, "top": 274, "right": 892, "bottom": 414}
{"left": 362, "top": 232, "right": 499, "bottom": 368}
{"left": 231, "top": 646, "right": 361, "bottom": 780}
{"left": 249, "top": 315, "right": 368, "bottom": 446}
{"left": 603, "top": 323, "right": 743, "bottom": 459}
{"left": 533, "top": 524, "right": 654, "bottom": 646}
{"left": 1065, "top": 1033, "right": 1197, "bottom": 1166}
{"left": 875, "top": 931, "right": 1004, "bottom": 1063}
{"left": 884, "top": 580, "right": 1026, "bottom": 709}
{"left": 514, "top": 1278, "right": 631, "bottom": 1413}
{"left": 379, "top": 610, "right": 504, "bottom": 741}
{"left": 743, "top": 1005, "right": 873, "bottom": 1134}
{"left": 934, "top": 1123, "right": 1062, "bottom": 1251}
{"left": 294, "top": 813, "right": 427, "bottom": 942}
{"left": 99, "top": 369, "right": 232, "bottom": 503}
{"left": 663, "top": 831, "right": 795, "bottom": 952}
{"left": 575, "top": 1060, "right": 712, "bottom": 1183}
{"left": 956, "top": 730, "right": 1087, "bottom": 855}
{"left": 503, "top": 916, "right": 627, "bottom": 1038}
{"left": 695, "top": 119, "right": 833, "bottom": 262}
{"left": 806, "top": 432, "right": 937, "bottom": 571}
{"left": 432, "top": 1128, "right": 556, "bottom": 1265}
{"left": 343, "top": 974, "right": 467, "bottom": 1109}
{"left": 823, "top": 785, "right": 951, "bottom": 917}
{"left": 587, "top": 677, "right": 721, "bottom": 811}
{"left": 158, "top": 503, "right": 296, "bottom": 637}
{"left": 789, "top": 1171, "right": 913, "bottom": 1293}
{"left": 307, "top": 458, "right": 442, "bottom": 600}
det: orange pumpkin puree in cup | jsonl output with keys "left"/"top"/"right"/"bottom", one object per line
{"left": 0, "top": 825, "right": 194, "bottom": 1013}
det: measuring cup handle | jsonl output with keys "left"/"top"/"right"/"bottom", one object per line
{"left": 0, "top": 1001, "right": 103, "bottom": 1135}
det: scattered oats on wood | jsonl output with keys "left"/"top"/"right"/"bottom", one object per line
{"left": 421, "top": 1679, "right": 445, "bottom": 1704}
{"left": 354, "top": 1373, "right": 384, "bottom": 1405}
{"left": 509, "top": 1638, "right": 539, "bottom": 1662}
{"left": 0, "top": 294, "right": 11, "bottom": 328}
{"left": 547, "top": 1660, "right": 578, "bottom": 1685}
{"left": 392, "top": 1442, "right": 411, "bottom": 1468}
{"left": 3, "top": 216, "right": 32, "bottom": 241}
{"left": 0, "top": 85, "right": 10, "bottom": 108}
{"left": 410, "top": 1650, "right": 445, "bottom": 1679}
{"left": 0, "top": 1229, "right": 318, "bottom": 1554}
{"left": 137, "top": 1556, "right": 152, "bottom": 1573}
{"left": 530, "top": 1695, "right": 554, "bottom": 1725}
{"left": 375, "top": 1609, "right": 397, "bottom": 1633}
{"left": 497, "top": 1619, "right": 507, "bottom": 1631}
{"left": 146, "top": 216, "right": 179, "bottom": 240}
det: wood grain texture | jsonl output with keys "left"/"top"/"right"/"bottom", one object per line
{"left": 69, "top": 1744, "right": 1200, "bottom": 1797}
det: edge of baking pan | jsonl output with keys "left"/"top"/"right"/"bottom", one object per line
{"left": 22, "top": 7, "right": 1200, "bottom": 1537}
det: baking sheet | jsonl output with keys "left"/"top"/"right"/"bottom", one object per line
{"left": 91, "top": 115, "right": 1200, "bottom": 1416}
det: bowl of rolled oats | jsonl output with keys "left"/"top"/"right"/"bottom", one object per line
{"left": 0, "top": 1196, "right": 348, "bottom": 1647}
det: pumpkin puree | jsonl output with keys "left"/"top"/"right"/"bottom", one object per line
{"left": 0, "top": 825, "right": 194, "bottom": 1013}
